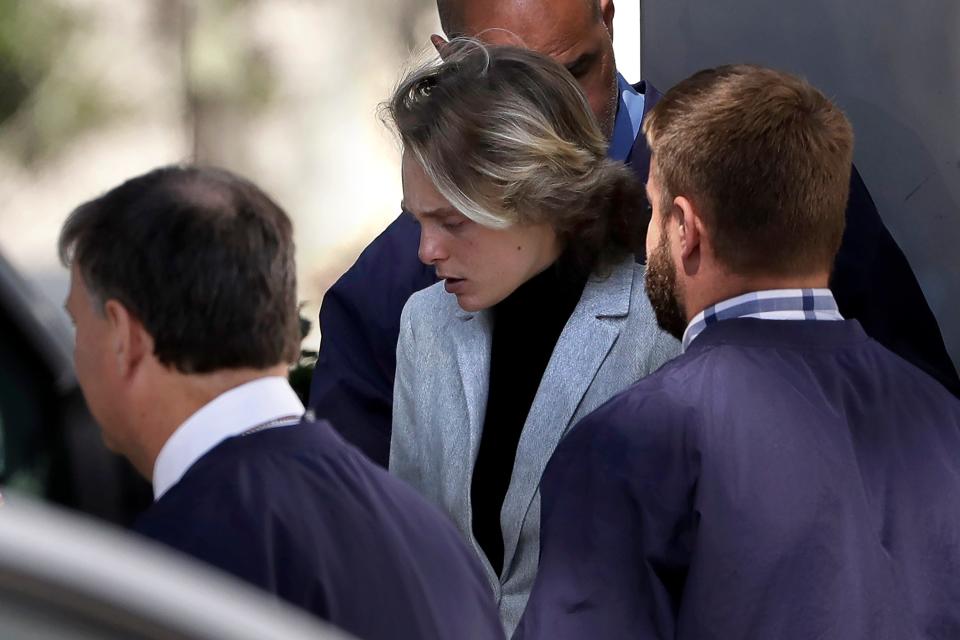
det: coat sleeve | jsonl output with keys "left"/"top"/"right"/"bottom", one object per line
{"left": 515, "top": 391, "right": 696, "bottom": 640}
{"left": 308, "top": 213, "right": 436, "bottom": 467}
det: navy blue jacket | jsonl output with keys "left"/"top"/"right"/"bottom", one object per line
{"left": 516, "top": 319, "right": 960, "bottom": 640}
{"left": 135, "top": 419, "right": 504, "bottom": 640}
{"left": 309, "top": 79, "right": 958, "bottom": 466}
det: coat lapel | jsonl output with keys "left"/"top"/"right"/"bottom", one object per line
{"left": 625, "top": 79, "right": 661, "bottom": 182}
{"left": 627, "top": 80, "right": 661, "bottom": 263}
{"left": 448, "top": 306, "right": 494, "bottom": 486}
{"left": 499, "top": 259, "right": 635, "bottom": 573}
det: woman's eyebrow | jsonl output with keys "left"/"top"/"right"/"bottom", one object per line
{"left": 402, "top": 204, "right": 461, "bottom": 220}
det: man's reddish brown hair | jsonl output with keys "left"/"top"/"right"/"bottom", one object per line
{"left": 644, "top": 64, "right": 854, "bottom": 277}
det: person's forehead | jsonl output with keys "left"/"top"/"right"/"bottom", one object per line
{"left": 459, "top": 0, "right": 595, "bottom": 59}
{"left": 400, "top": 152, "right": 453, "bottom": 214}
{"left": 65, "top": 264, "right": 93, "bottom": 316}
{"left": 66, "top": 263, "right": 83, "bottom": 302}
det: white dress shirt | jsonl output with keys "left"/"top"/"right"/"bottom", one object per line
{"left": 152, "top": 376, "right": 305, "bottom": 501}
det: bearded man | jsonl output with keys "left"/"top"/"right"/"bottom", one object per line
{"left": 516, "top": 64, "right": 960, "bottom": 640}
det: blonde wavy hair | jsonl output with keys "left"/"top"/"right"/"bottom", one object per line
{"left": 386, "top": 39, "right": 646, "bottom": 271}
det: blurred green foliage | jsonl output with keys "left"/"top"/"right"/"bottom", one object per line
{"left": 0, "top": 0, "right": 119, "bottom": 166}
{"left": 187, "top": 0, "right": 276, "bottom": 110}
{"left": 288, "top": 306, "right": 318, "bottom": 406}
{"left": 0, "top": 0, "right": 70, "bottom": 122}
{"left": 0, "top": 0, "right": 282, "bottom": 167}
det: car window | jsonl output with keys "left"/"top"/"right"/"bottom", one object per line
{"left": 0, "top": 310, "right": 53, "bottom": 497}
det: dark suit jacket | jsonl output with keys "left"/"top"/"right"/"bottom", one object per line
{"left": 516, "top": 319, "right": 960, "bottom": 640}
{"left": 309, "top": 79, "right": 958, "bottom": 466}
{"left": 134, "top": 419, "right": 504, "bottom": 640}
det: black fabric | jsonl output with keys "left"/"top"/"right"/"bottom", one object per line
{"left": 831, "top": 166, "right": 959, "bottom": 395}
{"left": 470, "top": 259, "right": 588, "bottom": 574}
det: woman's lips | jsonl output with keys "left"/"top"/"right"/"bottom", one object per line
{"left": 442, "top": 277, "right": 466, "bottom": 294}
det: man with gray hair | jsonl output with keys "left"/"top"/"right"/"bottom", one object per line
{"left": 310, "top": 0, "right": 958, "bottom": 471}
{"left": 60, "top": 165, "right": 504, "bottom": 640}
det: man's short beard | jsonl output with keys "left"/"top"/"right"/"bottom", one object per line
{"left": 644, "top": 229, "right": 688, "bottom": 341}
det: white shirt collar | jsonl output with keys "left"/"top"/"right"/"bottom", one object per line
{"left": 152, "top": 376, "right": 304, "bottom": 501}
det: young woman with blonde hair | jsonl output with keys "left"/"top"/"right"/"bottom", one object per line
{"left": 386, "top": 40, "right": 679, "bottom": 633}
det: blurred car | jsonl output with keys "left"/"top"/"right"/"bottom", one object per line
{"left": 0, "top": 494, "right": 353, "bottom": 639}
{"left": 0, "top": 250, "right": 152, "bottom": 524}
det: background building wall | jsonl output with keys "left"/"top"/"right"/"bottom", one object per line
{"left": 640, "top": 0, "right": 960, "bottom": 369}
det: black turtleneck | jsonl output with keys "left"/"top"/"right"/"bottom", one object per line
{"left": 470, "top": 257, "right": 589, "bottom": 575}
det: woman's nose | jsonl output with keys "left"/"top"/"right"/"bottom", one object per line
{"left": 418, "top": 226, "right": 448, "bottom": 265}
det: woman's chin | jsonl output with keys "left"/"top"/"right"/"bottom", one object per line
{"left": 455, "top": 295, "right": 482, "bottom": 312}
{"left": 455, "top": 291, "right": 500, "bottom": 312}
{"left": 455, "top": 290, "right": 512, "bottom": 313}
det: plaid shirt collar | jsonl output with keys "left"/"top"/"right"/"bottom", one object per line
{"left": 682, "top": 288, "right": 844, "bottom": 351}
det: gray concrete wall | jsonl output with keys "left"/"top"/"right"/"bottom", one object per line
{"left": 640, "top": 0, "right": 960, "bottom": 368}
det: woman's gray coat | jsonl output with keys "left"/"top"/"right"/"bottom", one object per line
{"left": 390, "top": 256, "right": 680, "bottom": 634}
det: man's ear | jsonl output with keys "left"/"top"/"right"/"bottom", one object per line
{"left": 674, "top": 195, "right": 703, "bottom": 264}
{"left": 430, "top": 34, "right": 452, "bottom": 58}
{"left": 104, "top": 299, "right": 152, "bottom": 379}
{"left": 600, "top": 0, "right": 615, "bottom": 39}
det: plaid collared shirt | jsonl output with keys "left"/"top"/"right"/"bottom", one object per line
{"left": 682, "top": 288, "right": 844, "bottom": 351}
